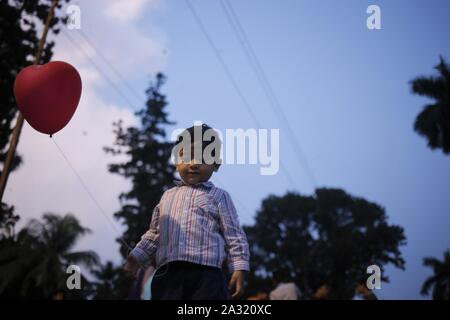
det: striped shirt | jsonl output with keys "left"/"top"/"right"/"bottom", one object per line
{"left": 130, "top": 180, "right": 250, "bottom": 273}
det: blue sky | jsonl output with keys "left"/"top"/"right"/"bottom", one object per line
{"left": 6, "top": 0, "right": 450, "bottom": 300}
{"left": 155, "top": 0, "right": 450, "bottom": 299}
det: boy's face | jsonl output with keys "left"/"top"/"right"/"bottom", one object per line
{"left": 176, "top": 142, "right": 219, "bottom": 185}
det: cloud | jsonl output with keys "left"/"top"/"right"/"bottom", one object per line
{"left": 64, "top": 0, "right": 168, "bottom": 80}
{"left": 104, "top": 0, "right": 159, "bottom": 23}
{"left": 4, "top": 0, "right": 167, "bottom": 265}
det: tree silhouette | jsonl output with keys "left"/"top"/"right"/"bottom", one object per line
{"left": 91, "top": 261, "right": 125, "bottom": 300}
{"left": 421, "top": 249, "right": 450, "bottom": 300}
{"left": 0, "top": 202, "right": 19, "bottom": 240}
{"left": 244, "top": 188, "right": 406, "bottom": 299}
{"left": 410, "top": 56, "right": 450, "bottom": 154}
{"left": 0, "top": 213, "right": 99, "bottom": 299}
{"left": 104, "top": 72, "right": 176, "bottom": 258}
{"left": 101, "top": 73, "right": 176, "bottom": 298}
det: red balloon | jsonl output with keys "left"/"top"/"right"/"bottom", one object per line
{"left": 14, "top": 61, "right": 82, "bottom": 135}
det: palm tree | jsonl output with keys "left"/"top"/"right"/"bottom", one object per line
{"left": 421, "top": 250, "right": 450, "bottom": 300}
{"left": 410, "top": 56, "right": 450, "bottom": 154}
{"left": 0, "top": 213, "right": 99, "bottom": 299}
{"left": 91, "top": 261, "right": 125, "bottom": 300}
{"left": 0, "top": 202, "right": 19, "bottom": 240}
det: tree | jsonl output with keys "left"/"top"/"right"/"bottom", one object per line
{"left": 410, "top": 56, "right": 450, "bottom": 154}
{"left": 104, "top": 73, "right": 176, "bottom": 258}
{"left": 101, "top": 73, "right": 176, "bottom": 298}
{"left": 421, "top": 249, "right": 450, "bottom": 300}
{"left": 0, "top": 202, "right": 19, "bottom": 241}
{"left": 91, "top": 261, "right": 125, "bottom": 300}
{"left": 244, "top": 188, "right": 406, "bottom": 299}
{"left": 0, "top": 213, "right": 99, "bottom": 299}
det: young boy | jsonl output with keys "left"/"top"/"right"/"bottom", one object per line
{"left": 124, "top": 124, "right": 250, "bottom": 300}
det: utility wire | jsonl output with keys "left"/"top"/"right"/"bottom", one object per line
{"left": 219, "top": 0, "right": 317, "bottom": 188}
{"left": 185, "top": 0, "right": 298, "bottom": 190}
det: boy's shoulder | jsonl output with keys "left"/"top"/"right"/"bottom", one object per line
{"left": 160, "top": 185, "right": 179, "bottom": 199}
{"left": 209, "top": 184, "right": 231, "bottom": 199}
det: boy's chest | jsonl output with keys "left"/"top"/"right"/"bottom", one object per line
{"left": 160, "top": 187, "right": 220, "bottom": 223}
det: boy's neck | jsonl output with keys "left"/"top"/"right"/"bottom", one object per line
{"left": 175, "top": 179, "right": 213, "bottom": 188}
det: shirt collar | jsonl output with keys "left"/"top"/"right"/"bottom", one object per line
{"left": 173, "top": 179, "right": 214, "bottom": 188}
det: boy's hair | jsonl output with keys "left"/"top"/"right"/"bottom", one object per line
{"left": 174, "top": 124, "right": 222, "bottom": 165}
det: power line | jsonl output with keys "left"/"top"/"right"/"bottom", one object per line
{"left": 61, "top": 29, "right": 140, "bottom": 111}
{"left": 77, "top": 28, "right": 146, "bottom": 105}
{"left": 219, "top": 0, "right": 317, "bottom": 188}
{"left": 51, "top": 136, "right": 133, "bottom": 254}
{"left": 212, "top": 175, "right": 254, "bottom": 221}
{"left": 185, "top": 0, "right": 298, "bottom": 190}
{"left": 185, "top": 0, "right": 261, "bottom": 127}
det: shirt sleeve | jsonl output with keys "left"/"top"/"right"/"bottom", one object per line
{"left": 129, "top": 203, "right": 160, "bottom": 268}
{"left": 218, "top": 190, "right": 250, "bottom": 273}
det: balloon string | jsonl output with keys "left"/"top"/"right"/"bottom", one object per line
{"left": 50, "top": 136, "right": 133, "bottom": 254}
